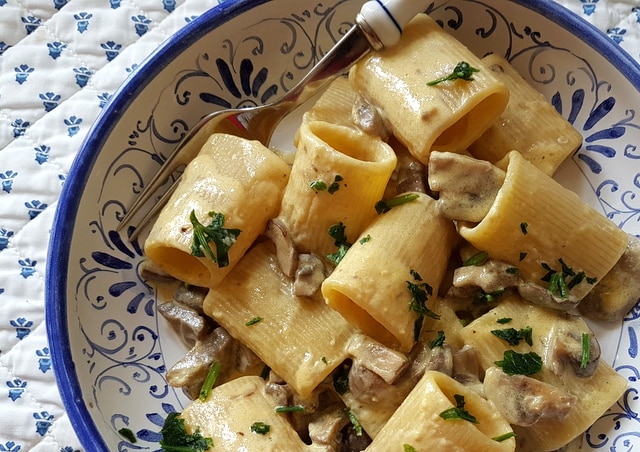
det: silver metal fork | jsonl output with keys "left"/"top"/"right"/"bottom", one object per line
{"left": 118, "top": 0, "right": 431, "bottom": 238}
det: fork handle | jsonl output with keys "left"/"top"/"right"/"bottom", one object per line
{"left": 357, "top": 0, "right": 432, "bottom": 50}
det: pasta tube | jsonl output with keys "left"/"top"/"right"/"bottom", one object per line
{"left": 458, "top": 151, "right": 628, "bottom": 301}
{"left": 349, "top": 13, "right": 509, "bottom": 164}
{"left": 180, "top": 376, "right": 308, "bottom": 451}
{"left": 278, "top": 121, "right": 396, "bottom": 257}
{"left": 322, "top": 193, "right": 456, "bottom": 352}
{"left": 459, "top": 294, "right": 627, "bottom": 451}
{"left": 468, "top": 54, "right": 582, "bottom": 176}
{"left": 144, "top": 133, "right": 290, "bottom": 287}
{"left": 367, "top": 371, "right": 515, "bottom": 451}
{"left": 203, "top": 241, "right": 356, "bottom": 398}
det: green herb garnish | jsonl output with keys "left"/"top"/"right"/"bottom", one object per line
{"left": 407, "top": 270, "right": 439, "bottom": 320}
{"left": 275, "top": 405, "right": 305, "bottom": 413}
{"left": 439, "top": 394, "right": 478, "bottom": 423}
{"left": 190, "top": 210, "right": 241, "bottom": 268}
{"left": 495, "top": 350, "right": 542, "bottom": 376}
{"left": 427, "top": 61, "right": 480, "bottom": 86}
{"left": 374, "top": 193, "right": 419, "bottom": 214}
{"left": 581, "top": 333, "right": 591, "bottom": 369}
{"left": 493, "top": 432, "right": 516, "bottom": 442}
{"left": 462, "top": 251, "right": 489, "bottom": 266}
{"left": 359, "top": 234, "right": 371, "bottom": 244}
{"left": 245, "top": 316, "right": 263, "bottom": 326}
{"left": 429, "top": 331, "right": 446, "bottom": 349}
{"left": 310, "top": 175, "right": 344, "bottom": 193}
{"left": 520, "top": 222, "right": 529, "bottom": 235}
{"left": 199, "top": 361, "right": 222, "bottom": 401}
{"left": 327, "top": 222, "right": 352, "bottom": 265}
{"left": 403, "top": 445, "right": 417, "bottom": 452}
{"left": 345, "top": 407, "right": 363, "bottom": 436}
{"left": 491, "top": 326, "right": 533, "bottom": 346}
{"left": 160, "top": 412, "right": 214, "bottom": 452}
{"left": 250, "top": 422, "right": 271, "bottom": 435}
{"left": 541, "top": 259, "right": 596, "bottom": 298}
{"left": 496, "top": 317, "right": 512, "bottom": 324}
{"left": 118, "top": 427, "right": 137, "bottom": 443}
{"left": 333, "top": 361, "right": 352, "bottom": 394}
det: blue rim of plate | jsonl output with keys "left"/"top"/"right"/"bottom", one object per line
{"left": 45, "top": 0, "right": 640, "bottom": 450}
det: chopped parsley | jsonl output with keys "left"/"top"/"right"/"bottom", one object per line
{"left": 493, "top": 432, "right": 516, "bottom": 442}
{"left": 374, "top": 193, "right": 419, "bottom": 214}
{"left": 359, "top": 234, "right": 371, "bottom": 244}
{"left": 496, "top": 317, "right": 512, "bottom": 324}
{"left": 520, "top": 222, "right": 529, "bottom": 235}
{"left": 439, "top": 394, "right": 478, "bottom": 423}
{"left": 581, "top": 333, "right": 591, "bottom": 369}
{"left": 541, "top": 259, "right": 597, "bottom": 298}
{"left": 475, "top": 288, "right": 505, "bottom": 304}
{"left": 327, "top": 222, "right": 352, "bottom": 265}
{"left": 403, "top": 445, "right": 417, "bottom": 452}
{"left": 519, "top": 252, "right": 527, "bottom": 262}
{"left": 245, "top": 316, "right": 263, "bottom": 326}
{"left": 495, "top": 350, "right": 542, "bottom": 376}
{"left": 345, "top": 407, "right": 363, "bottom": 436}
{"left": 199, "top": 361, "right": 222, "bottom": 402}
{"left": 491, "top": 326, "right": 533, "bottom": 346}
{"left": 250, "top": 422, "right": 271, "bottom": 435}
{"left": 333, "top": 361, "right": 352, "bottom": 394}
{"left": 311, "top": 175, "right": 344, "bottom": 194}
{"left": 407, "top": 270, "right": 439, "bottom": 320}
{"left": 160, "top": 412, "right": 214, "bottom": 452}
{"left": 429, "top": 331, "right": 446, "bottom": 349}
{"left": 118, "top": 427, "right": 136, "bottom": 443}
{"left": 427, "top": 61, "right": 480, "bottom": 86}
{"left": 275, "top": 405, "right": 305, "bottom": 413}
{"left": 190, "top": 210, "right": 241, "bottom": 268}
{"left": 462, "top": 250, "right": 489, "bottom": 266}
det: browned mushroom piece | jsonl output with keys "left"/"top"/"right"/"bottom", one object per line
{"left": 166, "top": 327, "right": 263, "bottom": 400}
{"left": 452, "top": 258, "right": 521, "bottom": 294}
{"left": 173, "top": 283, "right": 209, "bottom": 314}
{"left": 308, "top": 407, "right": 350, "bottom": 449}
{"left": 452, "top": 344, "right": 482, "bottom": 389}
{"left": 294, "top": 253, "right": 327, "bottom": 297}
{"left": 579, "top": 233, "right": 640, "bottom": 322}
{"left": 483, "top": 366, "right": 577, "bottom": 427}
{"left": 351, "top": 94, "right": 391, "bottom": 140}
{"left": 546, "top": 315, "right": 601, "bottom": 378}
{"left": 157, "top": 300, "right": 211, "bottom": 348}
{"left": 428, "top": 151, "right": 506, "bottom": 222}
{"left": 264, "top": 218, "right": 299, "bottom": 278}
{"left": 347, "top": 334, "right": 408, "bottom": 384}
{"left": 516, "top": 282, "right": 580, "bottom": 312}
{"left": 425, "top": 343, "right": 454, "bottom": 375}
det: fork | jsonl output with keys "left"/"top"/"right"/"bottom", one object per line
{"left": 118, "top": 0, "right": 431, "bottom": 238}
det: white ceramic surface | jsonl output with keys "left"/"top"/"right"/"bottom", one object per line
{"left": 46, "top": 0, "right": 640, "bottom": 449}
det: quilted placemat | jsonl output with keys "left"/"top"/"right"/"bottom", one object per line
{"left": 0, "top": 0, "right": 637, "bottom": 449}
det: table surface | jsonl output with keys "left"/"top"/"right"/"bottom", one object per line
{"left": 1, "top": 0, "right": 639, "bottom": 449}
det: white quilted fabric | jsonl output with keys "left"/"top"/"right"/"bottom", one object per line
{"left": 0, "top": 0, "right": 637, "bottom": 449}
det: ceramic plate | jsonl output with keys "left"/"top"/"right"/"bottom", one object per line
{"left": 46, "top": 0, "right": 640, "bottom": 449}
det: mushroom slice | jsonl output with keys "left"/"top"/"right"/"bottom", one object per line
{"left": 166, "top": 327, "right": 262, "bottom": 399}
{"left": 157, "top": 300, "right": 210, "bottom": 348}
{"left": 173, "top": 283, "right": 209, "bottom": 314}
{"left": 425, "top": 343, "right": 454, "bottom": 375}
{"left": 452, "top": 345, "right": 482, "bottom": 388}
{"left": 579, "top": 233, "right": 640, "bottom": 322}
{"left": 483, "top": 366, "right": 577, "bottom": 427}
{"left": 347, "top": 333, "right": 408, "bottom": 384}
{"left": 308, "top": 407, "right": 350, "bottom": 450}
{"left": 452, "top": 258, "right": 521, "bottom": 294}
{"left": 517, "top": 281, "right": 580, "bottom": 312}
{"left": 428, "top": 151, "right": 506, "bottom": 222}
{"left": 265, "top": 218, "right": 299, "bottom": 278}
{"left": 294, "top": 253, "right": 327, "bottom": 297}
{"left": 352, "top": 94, "right": 391, "bottom": 140}
{"left": 546, "top": 315, "right": 601, "bottom": 378}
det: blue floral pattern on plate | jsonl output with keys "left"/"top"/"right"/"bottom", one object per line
{"left": 46, "top": 0, "right": 640, "bottom": 450}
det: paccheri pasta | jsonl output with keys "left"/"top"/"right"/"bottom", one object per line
{"left": 144, "top": 13, "right": 633, "bottom": 452}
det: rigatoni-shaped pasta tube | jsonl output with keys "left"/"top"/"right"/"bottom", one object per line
{"left": 367, "top": 371, "right": 516, "bottom": 451}
{"left": 468, "top": 54, "right": 582, "bottom": 176}
{"left": 458, "top": 150, "right": 628, "bottom": 301}
{"left": 278, "top": 121, "right": 396, "bottom": 258}
{"left": 180, "top": 376, "right": 308, "bottom": 451}
{"left": 204, "top": 241, "right": 356, "bottom": 398}
{"left": 145, "top": 133, "right": 290, "bottom": 287}
{"left": 349, "top": 13, "right": 509, "bottom": 164}
{"left": 322, "top": 193, "right": 456, "bottom": 352}
{"left": 459, "top": 295, "right": 627, "bottom": 451}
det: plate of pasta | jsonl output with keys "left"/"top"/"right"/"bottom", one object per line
{"left": 46, "top": 0, "right": 640, "bottom": 450}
